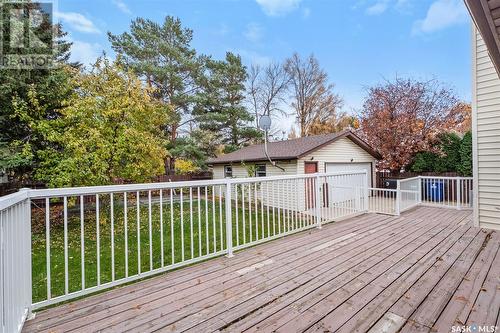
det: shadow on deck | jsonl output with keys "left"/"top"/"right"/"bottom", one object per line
{"left": 23, "top": 207, "right": 500, "bottom": 333}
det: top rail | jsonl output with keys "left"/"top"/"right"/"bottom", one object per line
{"left": 399, "top": 176, "right": 420, "bottom": 183}
{"left": 26, "top": 171, "right": 367, "bottom": 199}
{"left": 0, "top": 190, "right": 29, "bottom": 211}
{"left": 418, "top": 176, "right": 473, "bottom": 180}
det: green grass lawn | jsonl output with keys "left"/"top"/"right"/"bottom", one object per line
{"left": 31, "top": 192, "right": 315, "bottom": 304}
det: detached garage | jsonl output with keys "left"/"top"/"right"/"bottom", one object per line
{"left": 208, "top": 130, "right": 381, "bottom": 187}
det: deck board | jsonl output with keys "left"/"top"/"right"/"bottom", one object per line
{"left": 22, "top": 207, "right": 500, "bottom": 333}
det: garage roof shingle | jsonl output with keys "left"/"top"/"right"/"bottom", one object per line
{"left": 208, "top": 130, "right": 381, "bottom": 164}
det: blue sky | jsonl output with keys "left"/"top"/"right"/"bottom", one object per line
{"left": 56, "top": 0, "right": 472, "bottom": 131}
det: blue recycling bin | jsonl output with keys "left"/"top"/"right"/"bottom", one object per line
{"left": 426, "top": 180, "right": 444, "bottom": 202}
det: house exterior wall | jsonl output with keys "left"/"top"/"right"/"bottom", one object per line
{"left": 212, "top": 161, "right": 300, "bottom": 211}
{"left": 212, "top": 160, "right": 297, "bottom": 179}
{"left": 211, "top": 137, "right": 378, "bottom": 213}
{"left": 472, "top": 27, "right": 500, "bottom": 230}
{"left": 297, "top": 137, "right": 377, "bottom": 187}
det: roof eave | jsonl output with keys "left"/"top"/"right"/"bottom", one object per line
{"left": 296, "top": 131, "right": 382, "bottom": 160}
{"left": 464, "top": 0, "right": 500, "bottom": 76}
{"left": 208, "top": 157, "right": 297, "bottom": 165}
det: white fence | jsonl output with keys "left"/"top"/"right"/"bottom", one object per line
{"left": 367, "top": 188, "right": 398, "bottom": 215}
{"left": 0, "top": 171, "right": 369, "bottom": 332}
{"left": 367, "top": 176, "right": 474, "bottom": 216}
{"left": 420, "top": 176, "right": 473, "bottom": 209}
{"left": 0, "top": 191, "right": 32, "bottom": 333}
{"left": 0, "top": 172, "right": 474, "bottom": 332}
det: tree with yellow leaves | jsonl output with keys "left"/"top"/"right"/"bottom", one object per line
{"left": 31, "top": 57, "right": 169, "bottom": 187}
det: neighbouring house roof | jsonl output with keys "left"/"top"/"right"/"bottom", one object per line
{"left": 464, "top": 0, "right": 500, "bottom": 76}
{"left": 207, "top": 130, "right": 382, "bottom": 165}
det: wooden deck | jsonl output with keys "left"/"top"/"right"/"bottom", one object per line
{"left": 23, "top": 207, "right": 500, "bottom": 333}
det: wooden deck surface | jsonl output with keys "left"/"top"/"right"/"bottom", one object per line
{"left": 23, "top": 207, "right": 500, "bottom": 333}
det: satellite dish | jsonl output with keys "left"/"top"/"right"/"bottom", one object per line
{"left": 259, "top": 115, "right": 272, "bottom": 131}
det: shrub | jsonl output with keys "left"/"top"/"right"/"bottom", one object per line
{"left": 458, "top": 131, "right": 473, "bottom": 176}
{"left": 174, "top": 159, "right": 199, "bottom": 175}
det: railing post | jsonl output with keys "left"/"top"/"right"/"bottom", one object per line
{"left": 456, "top": 178, "right": 462, "bottom": 210}
{"left": 363, "top": 171, "right": 369, "bottom": 212}
{"left": 315, "top": 175, "right": 322, "bottom": 229}
{"left": 20, "top": 188, "right": 34, "bottom": 320}
{"left": 225, "top": 180, "right": 234, "bottom": 258}
{"left": 396, "top": 180, "right": 401, "bottom": 216}
{"left": 418, "top": 176, "right": 422, "bottom": 205}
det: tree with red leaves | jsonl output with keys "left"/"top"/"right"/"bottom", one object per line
{"left": 359, "top": 78, "right": 465, "bottom": 172}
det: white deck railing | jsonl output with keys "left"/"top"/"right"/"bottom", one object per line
{"left": 0, "top": 171, "right": 369, "bottom": 332}
{"left": 0, "top": 191, "right": 32, "bottom": 333}
{"left": 367, "top": 176, "right": 474, "bottom": 216}
{"left": 0, "top": 172, "right": 473, "bottom": 332}
{"left": 420, "top": 176, "right": 473, "bottom": 209}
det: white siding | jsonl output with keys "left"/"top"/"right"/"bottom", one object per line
{"left": 473, "top": 28, "right": 500, "bottom": 230}
{"left": 212, "top": 161, "right": 297, "bottom": 180}
{"left": 298, "top": 137, "right": 377, "bottom": 187}
{"left": 212, "top": 161, "right": 301, "bottom": 210}
{"left": 211, "top": 138, "right": 378, "bottom": 212}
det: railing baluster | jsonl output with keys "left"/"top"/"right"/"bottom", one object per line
{"left": 278, "top": 180, "right": 282, "bottom": 233}
{"left": 170, "top": 189, "right": 174, "bottom": 264}
{"left": 148, "top": 191, "right": 153, "bottom": 271}
{"left": 96, "top": 194, "right": 101, "bottom": 285}
{"left": 290, "top": 179, "right": 299, "bottom": 230}
{"left": 272, "top": 181, "right": 276, "bottom": 236}
{"left": 110, "top": 193, "right": 115, "bottom": 281}
{"left": 260, "top": 182, "right": 264, "bottom": 238}
{"left": 248, "top": 184, "right": 252, "bottom": 242}
{"left": 45, "top": 198, "right": 51, "bottom": 300}
{"left": 180, "top": 190, "right": 185, "bottom": 262}
{"left": 80, "top": 195, "right": 85, "bottom": 290}
{"left": 160, "top": 190, "right": 164, "bottom": 267}
{"left": 225, "top": 182, "right": 233, "bottom": 257}
{"left": 136, "top": 191, "right": 140, "bottom": 274}
{"left": 124, "top": 192, "right": 128, "bottom": 278}
{"left": 64, "top": 197, "right": 68, "bottom": 295}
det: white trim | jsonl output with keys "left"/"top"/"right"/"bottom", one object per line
{"left": 472, "top": 24, "right": 480, "bottom": 228}
{"left": 11, "top": 171, "right": 368, "bottom": 199}
{"left": 0, "top": 190, "right": 29, "bottom": 211}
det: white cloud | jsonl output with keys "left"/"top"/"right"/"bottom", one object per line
{"left": 112, "top": 0, "right": 131, "bottom": 15}
{"left": 357, "top": 0, "right": 413, "bottom": 16}
{"left": 237, "top": 49, "right": 271, "bottom": 66}
{"left": 55, "top": 11, "right": 101, "bottom": 34}
{"left": 244, "top": 23, "right": 263, "bottom": 43}
{"left": 412, "top": 0, "right": 468, "bottom": 34}
{"left": 255, "top": 0, "right": 302, "bottom": 16}
{"left": 366, "top": 0, "right": 389, "bottom": 15}
{"left": 70, "top": 40, "right": 102, "bottom": 67}
{"left": 302, "top": 7, "right": 311, "bottom": 19}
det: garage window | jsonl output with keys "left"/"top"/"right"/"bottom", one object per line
{"left": 255, "top": 164, "right": 266, "bottom": 177}
{"left": 224, "top": 165, "right": 233, "bottom": 178}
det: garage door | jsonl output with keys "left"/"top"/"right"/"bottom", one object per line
{"left": 325, "top": 163, "right": 372, "bottom": 187}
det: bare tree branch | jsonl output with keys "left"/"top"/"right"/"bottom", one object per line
{"left": 284, "top": 53, "right": 343, "bottom": 137}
